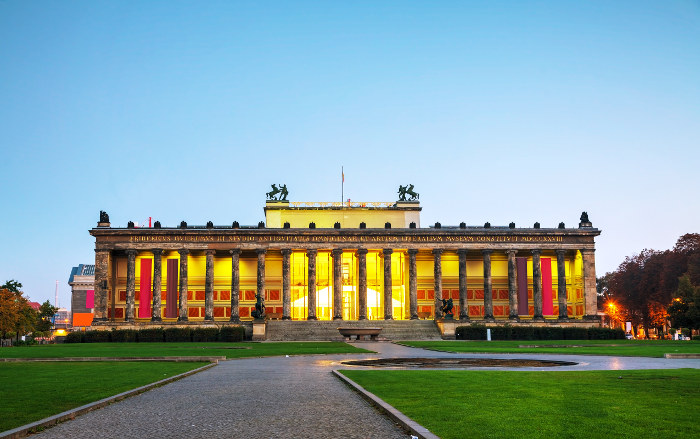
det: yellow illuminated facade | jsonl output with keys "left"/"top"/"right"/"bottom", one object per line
{"left": 90, "top": 200, "right": 600, "bottom": 325}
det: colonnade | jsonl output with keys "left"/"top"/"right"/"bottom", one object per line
{"left": 99, "top": 246, "right": 597, "bottom": 323}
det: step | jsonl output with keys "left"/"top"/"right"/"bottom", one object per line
{"left": 264, "top": 320, "right": 442, "bottom": 341}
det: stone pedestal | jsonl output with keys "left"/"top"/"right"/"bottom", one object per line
{"left": 252, "top": 320, "right": 266, "bottom": 341}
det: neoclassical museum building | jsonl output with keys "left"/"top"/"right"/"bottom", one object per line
{"left": 89, "top": 194, "right": 601, "bottom": 338}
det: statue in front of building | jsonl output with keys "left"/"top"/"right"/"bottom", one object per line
{"left": 398, "top": 184, "right": 420, "bottom": 201}
{"left": 266, "top": 184, "right": 289, "bottom": 201}
{"left": 440, "top": 298, "right": 454, "bottom": 320}
{"left": 251, "top": 291, "right": 266, "bottom": 320}
{"left": 99, "top": 210, "right": 110, "bottom": 223}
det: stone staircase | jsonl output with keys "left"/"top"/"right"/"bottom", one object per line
{"left": 265, "top": 319, "right": 442, "bottom": 341}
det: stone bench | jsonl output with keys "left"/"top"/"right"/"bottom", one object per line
{"left": 338, "top": 327, "right": 382, "bottom": 341}
{"left": 266, "top": 312, "right": 283, "bottom": 320}
{"left": 417, "top": 311, "right": 432, "bottom": 320}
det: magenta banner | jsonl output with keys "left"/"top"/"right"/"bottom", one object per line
{"left": 85, "top": 289, "right": 94, "bottom": 308}
{"left": 139, "top": 259, "right": 152, "bottom": 318}
{"left": 516, "top": 257, "right": 528, "bottom": 315}
{"left": 165, "top": 259, "right": 178, "bottom": 318}
{"left": 541, "top": 258, "right": 553, "bottom": 315}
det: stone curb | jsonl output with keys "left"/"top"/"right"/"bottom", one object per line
{"left": 664, "top": 353, "right": 700, "bottom": 359}
{"left": 0, "top": 356, "right": 225, "bottom": 363}
{"left": 0, "top": 362, "right": 217, "bottom": 439}
{"left": 332, "top": 370, "right": 439, "bottom": 439}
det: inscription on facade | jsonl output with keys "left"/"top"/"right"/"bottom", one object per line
{"left": 126, "top": 234, "right": 567, "bottom": 244}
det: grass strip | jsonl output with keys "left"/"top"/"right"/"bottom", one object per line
{"left": 0, "top": 341, "right": 370, "bottom": 359}
{"left": 340, "top": 369, "right": 700, "bottom": 439}
{"left": 0, "top": 361, "right": 207, "bottom": 432}
{"left": 399, "top": 339, "right": 700, "bottom": 357}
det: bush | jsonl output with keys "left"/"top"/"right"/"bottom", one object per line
{"left": 137, "top": 328, "right": 164, "bottom": 342}
{"left": 455, "top": 324, "right": 486, "bottom": 340}
{"left": 110, "top": 329, "right": 137, "bottom": 342}
{"left": 65, "top": 332, "right": 84, "bottom": 343}
{"left": 562, "top": 327, "right": 589, "bottom": 340}
{"left": 511, "top": 326, "right": 536, "bottom": 340}
{"left": 588, "top": 327, "right": 624, "bottom": 340}
{"left": 219, "top": 325, "right": 245, "bottom": 342}
{"left": 191, "top": 327, "right": 219, "bottom": 342}
{"left": 490, "top": 324, "right": 512, "bottom": 340}
{"left": 83, "top": 330, "right": 110, "bottom": 343}
{"left": 164, "top": 327, "right": 192, "bottom": 342}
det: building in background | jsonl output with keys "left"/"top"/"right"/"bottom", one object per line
{"left": 68, "top": 264, "right": 94, "bottom": 328}
{"left": 88, "top": 193, "right": 601, "bottom": 338}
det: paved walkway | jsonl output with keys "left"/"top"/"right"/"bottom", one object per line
{"left": 35, "top": 343, "right": 700, "bottom": 438}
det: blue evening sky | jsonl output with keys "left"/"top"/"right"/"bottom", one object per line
{"left": 1, "top": 1, "right": 698, "bottom": 306}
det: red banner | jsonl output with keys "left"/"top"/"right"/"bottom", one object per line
{"left": 165, "top": 259, "right": 178, "bottom": 318}
{"left": 139, "top": 259, "right": 152, "bottom": 318}
{"left": 542, "top": 258, "right": 553, "bottom": 315}
{"left": 516, "top": 257, "right": 529, "bottom": 315}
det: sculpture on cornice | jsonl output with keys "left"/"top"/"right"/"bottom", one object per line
{"left": 99, "top": 211, "right": 110, "bottom": 223}
{"left": 398, "top": 184, "right": 419, "bottom": 201}
{"left": 266, "top": 184, "right": 289, "bottom": 201}
{"left": 580, "top": 212, "right": 589, "bottom": 223}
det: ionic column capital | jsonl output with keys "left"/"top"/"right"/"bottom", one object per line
{"left": 331, "top": 248, "right": 343, "bottom": 258}
{"left": 125, "top": 249, "right": 138, "bottom": 258}
{"left": 555, "top": 249, "right": 567, "bottom": 256}
{"left": 531, "top": 249, "right": 541, "bottom": 256}
{"left": 481, "top": 249, "right": 493, "bottom": 256}
{"left": 229, "top": 248, "right": 241, "bottom": 256}
{"left": 281, "top": 249, "right": 292, "bottom": 257}
{"left": 205, "top": 249, "right": 216, "bottom": 256}
{"left": 407, "top": 249, "right": 419, "bottom": 256}
{"left": 256, "top": 248, "right": 267, "bottom": 255}
{"left": 383, "top": 248, "right": 393, "bottom": 256}
{"left": 580, "top": 248, "right": 595, "bottom": 254}
{"left": 307, "top": 249, "right": 318, "bottom": 256}
{"left": 432, "top": 248, "right": 443, "bottom": 256}
{"left": 457, "top": 248, "right": 468, "bottom": 256}
{"left": 356, "top": 248, "right": 368, "bottom": 256}
{"left": 152, "top": 249, "right": 163, "bottom": 256}
{"left": 506, "top": 249, "right": 518, "bottom": 256}
{"left": 178, "top": 248, "right": 190, "bottom": 256}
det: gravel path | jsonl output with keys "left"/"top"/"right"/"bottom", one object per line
{"left": 32, "top": 342, "right": 700, "bottom": 438}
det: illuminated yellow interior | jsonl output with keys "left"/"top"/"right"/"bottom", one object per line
{"left": 111, "top": 249, "right": 584, "bottom": 321}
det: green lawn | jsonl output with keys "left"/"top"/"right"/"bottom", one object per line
{"left": 0, "top": 361, "right": 207, "bottom": 432}
{"left": 0, "top": 342, "right": 371, "bottom": 359}
{"left": 341, "top": 369, "right": 700, "bottom": 439}
{"left": 399, "top": 339, "right": 700, "bottom": 357}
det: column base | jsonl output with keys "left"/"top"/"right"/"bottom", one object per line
{"left": 532, "top": 315, "right": 545, "bottom": 322}
{"left": 177, "top": 317, "right": 189, "bottom": 322}
{"left": 204, "top": 317, "right": 214, "bottom": 322}
{"left": 282, "top": 316, "right": 291, "bottom": 320}
{"left": 92, "top": 317, "right": 107, "bottom": 323}
{"left": 558, "top": 316, "right": 570, "bottom": 322}
{"left": 508, "top": 315, "right": 520, "bottom": 322}
{"left": 410, "top": 315, "right": 419, "bottom": 320}
{"left": 151, "top": 317, "right": 162, "bottom": 322}
{"left": 307, "top": 316, "right": 317, "bottom": 321}
{"left": 384, "top": 317, "right": 394, "bottom": 320}
{"left": 459, "top": 317, "right": 471, "bottom": 323}
{"left": 583, "top": 314, "right": 601, "bottom": 321}
{"left": 483, "top": 315, "right": 495, "bottom": 322}
{"left": 333, "top": 316, "right": 343, "bottom": 320}
{"left": 229, "top": 317, "right": 241, "bottom": 323}
{"left": 358, "top": 316, "right": 367, "bottom": 320}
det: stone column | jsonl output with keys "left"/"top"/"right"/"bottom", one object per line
{"left": 556, "top": 250, "right": 569, "bottom": 320}
{"left": 458, "top": 249, "right": 469, "bottom": 321}
{"left": 229, "top": 249, "right": 240, "bottom": 322}
{"left": 204, "top": 250, "right": 215, "bottom": 321}
{"left": 151, "top": 249, "right": 163, "bottom": 322}
{"left": 532, "top": 249, "right": 544, "bottom": 321}
{"left": 256, "top": 249, "right": 267, "bottom": 310}
{"left": 482, "top": 250, "right": 494, "bottom": 321}
{"left": 125, "top": 249, "right": 137, "bottom": 322}
{"left": 581, "top": 249, "right": 599, "bottom": 320}
{"left": 507, "top": 250, "right": 519, "bottom": 321}
{"left": 307, "top": 249, "right": 317, "bottom": 320}
{"left": 433, "top": 249, "right": 443, "bottom": 320}
{"left": 408, "top": 249, "right": 419, "bottom": 320}
{"left": 281, "top": 249, "right": 292, "bottom": 320}
{"left": 93, "top": 249, "right": 110, "bottom": 322}
{"left": 383, "top": 249, "right": 393, "bottom": 320}
{"left": 356, "top": 249, "right": 368, "bottom": 320}
{"left": 178, "top": 249, "right": 189, "bottom": 322}
{"left": 332, "top": 249, "right": 343, "bottom": 320}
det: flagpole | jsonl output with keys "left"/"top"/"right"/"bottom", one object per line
{"left": 341, "top": 166, "right": 344, "bottom": 205}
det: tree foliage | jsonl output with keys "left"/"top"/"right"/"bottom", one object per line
{"left": 604, "top": 234, "right": 700, "bottom": 337}
{"left": 0, "top": 280, "right": 48, "bottom": 341}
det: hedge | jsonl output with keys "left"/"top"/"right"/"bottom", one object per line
{"left": 63, "top": 326, "right": 247, "bottom": 343}
{"left": 455, "top": 324, "right": 625, "bottom": 340}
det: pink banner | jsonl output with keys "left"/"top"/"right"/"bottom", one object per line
{"left": 541, "top": 258, "right": 553, "bottom": 315}
{"left": 139, "top": 259, "right": 152, "bottom": 318}
{"left": 85, "top": 289, "right": 94, "bottom": 308}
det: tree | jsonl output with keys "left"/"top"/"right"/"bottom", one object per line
{"left": 36, "top": 301, "right": 58, "bottom": 332}
{"left": 1, "top": 280, "right": 22, "bottom": 294}
{"left": 0, "top": 288, "right": 18, "bottom": 340}
{"left": 667, "top": 275, "right": 700, "bottom": 330}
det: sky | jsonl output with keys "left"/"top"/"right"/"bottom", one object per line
{"left": 1, "top": 1, "right": 698, "bottom": 307}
